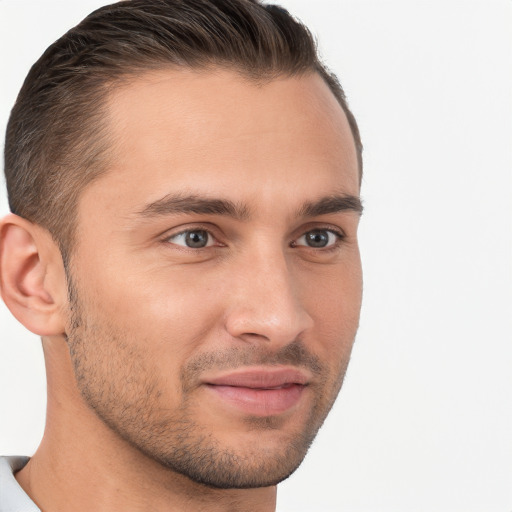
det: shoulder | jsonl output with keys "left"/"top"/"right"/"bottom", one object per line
{"left": 0, "top": 456, "right": 39, "bottom": 511}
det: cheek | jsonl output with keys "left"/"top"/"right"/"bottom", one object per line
{"left": 301, "top": 258, "right": 362, "bottom": 357}
{"left": 73, "top": 239, "right": 362, "bottom": 361}
{"left": 75, "top": 258, "right": 227, "bottom": 358}
{"left": 302, "top": 255, "right": 362, "bottom": 320}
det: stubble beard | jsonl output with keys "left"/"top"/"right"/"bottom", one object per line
{"left": 64, "top": 276, "right": 352, "bottom": 489}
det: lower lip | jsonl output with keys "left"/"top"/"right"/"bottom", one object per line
{"left": 205, "top": 383, "right": 305, "bottom": 416}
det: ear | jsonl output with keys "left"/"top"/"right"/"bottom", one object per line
{"left": 0, "top": 214, "right": 68, "bottom": 336}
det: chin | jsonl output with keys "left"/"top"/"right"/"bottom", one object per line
{"left": 145, "top": 417, "right": 320, "bottom": 490}
{"left": 160, "top": 447, "right": 310, "bottom": 490}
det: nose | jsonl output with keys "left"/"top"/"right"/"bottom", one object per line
{"left": 224, "top": 248, "right": 313, "bottom": 347}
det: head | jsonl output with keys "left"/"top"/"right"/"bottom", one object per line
{"left": 1, "top": 0, "right": 363, "bottom": 491}
{"left": 5, "top": 0, "right": 362, "bottom": 259}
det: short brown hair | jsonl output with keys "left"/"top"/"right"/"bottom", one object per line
{"left": 4, "top": 0, "right": 363, "bottom": 258}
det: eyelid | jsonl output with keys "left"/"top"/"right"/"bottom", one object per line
{"left": 159, "top": 223, "right": 346, "bottom": 251}
{"left": 161, "top": 224, "right": 223, "bottom": 248}
{"left": 168, "top": 231, "right": 213, "bottom": 248}
{"left": 292, "top": 226, "right": 346, "bottom": 249}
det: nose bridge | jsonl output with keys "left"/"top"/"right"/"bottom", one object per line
{"left": 225, "top": 244, "right": 313, "bottom": 345}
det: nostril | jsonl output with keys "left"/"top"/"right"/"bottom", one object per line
{"left": 242, "top": 332, "right": 271, "bottom": 342}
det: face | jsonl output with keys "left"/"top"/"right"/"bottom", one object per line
{"left": 65, "top": 68, "right": 362, "bottom": 488}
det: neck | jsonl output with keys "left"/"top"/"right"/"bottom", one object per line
{"left": 16, "top": 337, "right": 276, "bottom": 512}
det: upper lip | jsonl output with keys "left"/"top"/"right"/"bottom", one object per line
{"left": 203, "top": 367, "right": 310, "bottom": 389}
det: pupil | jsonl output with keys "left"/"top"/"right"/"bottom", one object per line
{"left": 307, "top": 230, "right": 328, "bottom": 248}
{"left": 186, "top": 230, "right": 208, "bottom": 248}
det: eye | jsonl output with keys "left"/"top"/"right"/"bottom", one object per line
{"left": 167, "top": 229, "right": 215, "bottom": 249}
{"left": 294, "top": 229, "right": 342, "bottom": 249}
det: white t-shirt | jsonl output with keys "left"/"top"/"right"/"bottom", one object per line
{"left": 0, "top": 457, "right": 39, "bottom": 511}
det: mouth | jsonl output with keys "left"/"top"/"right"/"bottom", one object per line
{"left": 202, "top": 367, "right": 310, "bottom": 416}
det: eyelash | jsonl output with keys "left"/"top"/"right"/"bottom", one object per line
{"left": 291, "top": 228, "right": 345, "bottom": 251}
{"left": 165, "top": 228, "right": 221, "bottom": 250}
{"left": 163, "top": 226, "right": 346, "bottom": 252}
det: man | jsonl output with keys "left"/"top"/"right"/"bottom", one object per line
{"left": 0, "top": 0, "right": 363, "bottom": 510}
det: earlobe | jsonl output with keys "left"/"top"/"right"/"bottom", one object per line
{"left": 0, "top": 214, "right": 67, "bottom": 336}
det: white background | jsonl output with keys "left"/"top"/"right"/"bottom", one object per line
{"left": 1, "top": 1, "right": 511, "bottom": 511}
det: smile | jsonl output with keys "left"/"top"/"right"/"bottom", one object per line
{"left": 203, "top": 367, "right": 310, "bottom": 416}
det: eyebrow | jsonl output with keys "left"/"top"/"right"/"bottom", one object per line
{"left": 298, "top": 194, "right": 363, "bottom": 217}
{"left": 136, "top": 192, "right": 363, "bottom": 220}
{"left": 136, "top": 193, "right": 250, "bottom": 220}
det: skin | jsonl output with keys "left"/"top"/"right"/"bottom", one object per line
{"left": 0, "top": 68, "right": 362, "bottom": 512}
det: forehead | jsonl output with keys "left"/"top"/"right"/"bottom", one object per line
{"left": 82, "top": 68, "right": 359, "bottom": 217}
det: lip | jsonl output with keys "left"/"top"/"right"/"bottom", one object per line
{"left": 202, "top": 367, "right": 310, "bottom": 416}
